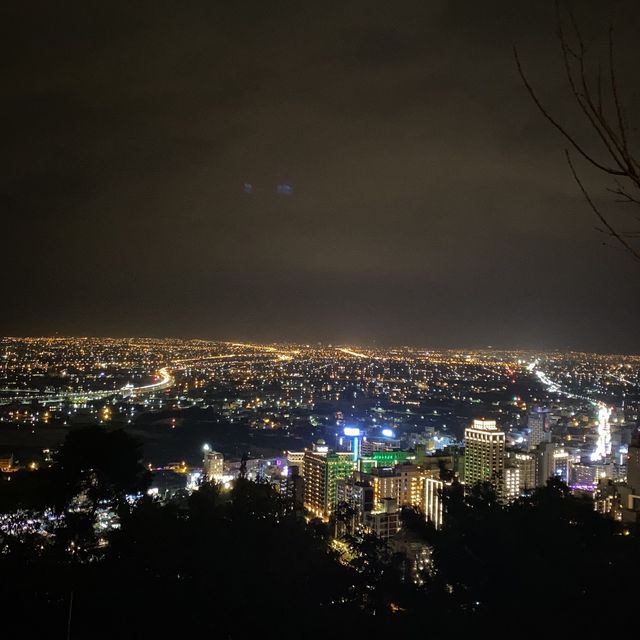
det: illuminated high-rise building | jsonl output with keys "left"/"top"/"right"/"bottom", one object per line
{"left": 506, "top": 450, "right": 537, "bottom": 491}
{"left": 528, "top": 407, "right": 552, "bottom": 452}
{"left": 362, "top": 464, "right": 437, "bottom": 512}
{"left": 463, "top": 419, "right": 505, "bottom": 491}
{"left": 592, "top": 403, "right": 612, "bottom": 461}
{"left": 202, "top": 445, "right": 224, "bottom": 482}
{"left": 627, "top": 431, "right": 640, "bottom": 493}
{"left": 503, "top": 465, "right": 520, "bottom": 501}
{"left": 362, "top": 468, "right": 399, "bottom": 508}
{"left": 303, "top": 450, "right": 356, "bottom": 518}
{"left": 424, "top": 478, "right": 443, "bottom": 529}
{"left": 537, "top": 442, "right": 570, "bottom": 485}
{"left": 285, "top": 450, "right": 305, "bottom": 470}
{"left": 398, "top": 464, "right": 435, "bottom": 508}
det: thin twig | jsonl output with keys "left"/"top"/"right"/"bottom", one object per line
{"left": 609, "top": 25, "right": 628, "bottom": 152}
{"left": 566, "top": 150, "right": 640, "bottom": 262}
{"left": 514, "top": 47, "right": 626, "bottom": 177}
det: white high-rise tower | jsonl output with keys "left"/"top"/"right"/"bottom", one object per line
{"left": 592, "top": 403, "right": 612, "bottom": 461}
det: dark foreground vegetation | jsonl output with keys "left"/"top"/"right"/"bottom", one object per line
{"left": 0, "top": 427, "right": 637, "bottom": 638}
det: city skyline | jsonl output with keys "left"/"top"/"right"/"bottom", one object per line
{"left": 4, "top": 333, "right": 640, "bottom": 356}
{"left": 1, "top": 330, "right": 638, "bottom": 635}
{"left": 3, "top": 2, "right": 640, "bottom": 631}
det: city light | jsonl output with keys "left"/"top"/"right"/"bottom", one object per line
{"left": 4, "top": 1, "right": 640, "bottom": 630}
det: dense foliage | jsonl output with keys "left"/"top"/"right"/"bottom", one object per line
{"left": 1, "top": 428, "right": 638, "bottom": 637}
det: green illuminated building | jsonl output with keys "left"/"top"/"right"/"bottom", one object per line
{"left": 358, "top": 450, "right": 413, "bottom": 474}
{"left": 303, "top": 451, "right": 356, "bottom": 518}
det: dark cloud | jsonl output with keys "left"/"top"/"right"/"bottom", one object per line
{"left": 2, "top": 0, "right": 640, "bottom": 351}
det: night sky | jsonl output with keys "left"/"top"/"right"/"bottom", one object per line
{"left": 3, "top": 1, "right": 640, "bottom": 351}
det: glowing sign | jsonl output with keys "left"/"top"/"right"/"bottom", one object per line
{"left": 343, "top": 427, "right": 361, "bottom": 437}
{"left": 381, "top": 428, "right": 395, "bottom": 438}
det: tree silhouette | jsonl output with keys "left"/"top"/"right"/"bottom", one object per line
{"left": 2, "top": 435, "right": 638, "bottom": 636}
{"left": 407, "top": 477, "right": 639, "bottom": 633}
{"left": 54, "top": 426, "right": 150, "bottom": 515}
{"left": 515, "top": 2, "right": 640, "bottom": 262}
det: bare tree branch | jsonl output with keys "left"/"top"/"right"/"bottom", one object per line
{"left": 566, "top": 150, "right": 640, "bottom": 262}
{"left": 515, "top": 2, "right": 640, "bottom": 264}
{"left": 513, "top": 47, "right": 626, "bottom": 176}
{"left": 607, "top": 183, "right": 640, "bottom": 206}
{"left": 556, "top": 22, "right": 628, "bottom": 175}
{"left": 609, "top": 26, "right": 628, "bottom": 152}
